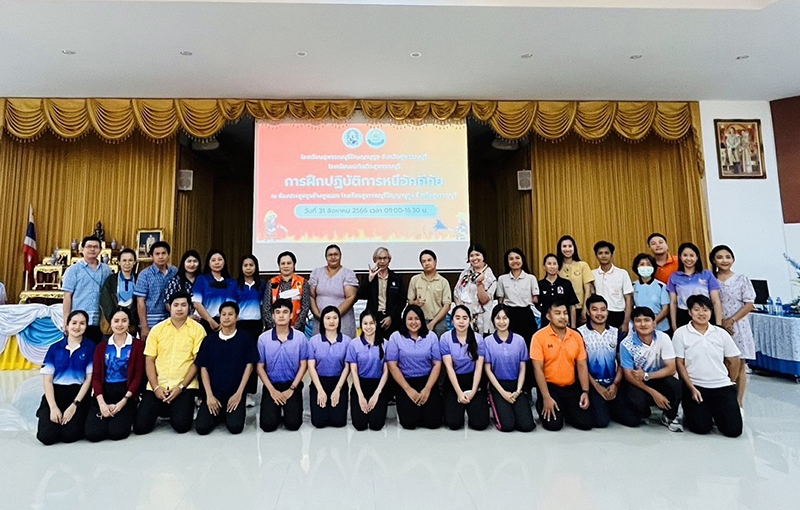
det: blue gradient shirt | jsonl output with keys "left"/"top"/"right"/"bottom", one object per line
{"left": 667, "top": 270, "right": 720, "bottom": 310}
{"left": 386, "top": 331, "right": 441, "bottom": 378}
{"left": 578, "top": 323, "right": 621, "bottom": 386}
{"left": 483, "top": 333, "right": 529, "bottom": 380}
{"left": 257, "top": 328, "right": 309, "bottom": 383}
{"left": 192, "top": 274, "right": 237, "bottom": 318}
{"left": 308, "top": 333, "right": 352, "bottom": 377}
{"left": 41, "top": 338, "right": 95, "bottom": 385}
{"left": 346, "top": 337, "right": 386, "bottom": 379}
{"left": 236, "top": 281, "right": 266, "bottom": 321}
{"left": 103, "top": 334, "right": 133, "bottom": 384}
{"left": 439, "top": 330, "right": 485, "bottom": 375}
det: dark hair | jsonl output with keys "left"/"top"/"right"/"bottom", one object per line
{"left": 277, "top": 251, "right": 297, "bottom": 266}
{"left": 466, "top": 243, "right": 487, "bottom": 262}
{"left": 545, "top": 298, "right": 569, "bottom": 314}
{"left": 542, "top": 253, "right": 562, "bottom": 270}
{"left": 647, "top": 233, "right": 667, "bottom": 245}
{"left": 177, "top": 249, "right": 202, "bottom": 284}
{"left": 219, "top": 300, "right": 240, "bottom": 315}
{"left": 631, "top": 306, "right": 656, "bottom": 320}
{"left": 593, "top": 240, "right": 615, "bottom": 254}
{"left": 585, "top": 294, "right": 608, "bottom": 309}
{"left": 677, "top": 242, "right": 703, "bottom": 273}
{"left": 632, "top": 253, "right": 657, "bottom": 283}
{"left": 66, "top": 309, "right": 90, "bottom": 324}
{"left": 203, "top": 249, "right": 231, "bottom": 278}
{"left": 324, "top": 244, "right": 341, "bottom": 256}
{"left": 490, "top": 303, "right": 512, "bottom": 330}
{"left": 503, "top": 248, "right": 531, "bottom": 274}
{"left": 450, "top": 305, "right": 479, "bottom": 361}
{"left": 168, "top": 291, "right": 191, "bottom": 306}
{"left": 272, "top": 298, "right": 293, "bottom": 313}
{"left": 319, "top": 305, "right": 342, "bottom": 335}
{"left": 556, "top": 235, "right": 581, "bottom": 264}
{"left": 118, "top": 247, "right": 137, "bottom": 260}
{"left": 149, "top": 240, "right": 171, "bottom": 256}
{"left": 81, "top": 236, "right": 101, "bottom": 248}
{"left": 398, "top": 305, "right": 429, "bottom": 337}
{"left": 419, "top": 249, "right": 437, "bottom": 262}
{"left": 687, "top": 294, "right": 714, "bottom": 311}
{"left": 111, "top": 307, "right": 132, "bottom": 322}
{"left": 359, "top": 309, "right": 385, "bottom": 360}
{"left": 709, "top": 245, "right": 735, "bottom": 277}
{"left": 237, "top": 254, "right": 265, "bottom": 292}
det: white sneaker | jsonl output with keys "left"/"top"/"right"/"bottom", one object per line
{"left": 246, "top": 395, "right": 256, "bottom": 408}
{"left": 661, "top": 413, "right": 684, "bottom": 432}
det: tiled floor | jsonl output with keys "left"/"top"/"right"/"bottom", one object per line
{"left": 1, "top": 370, "right": 798, "bottom": 510}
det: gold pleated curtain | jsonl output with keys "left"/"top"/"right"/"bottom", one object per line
{"left": 0, "top": 133, "right": 177, "bottom": 298}
{"left": 531, "top": 133, "right": 710, "bottom": 277}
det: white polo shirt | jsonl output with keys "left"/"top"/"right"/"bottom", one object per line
{"left": 673, "top": 323, "right": 741, "bottom": 388}
{"left": 496, "top": 271, "right": 539, "bottom": 307}
{"left": 592, "top": 265, "right": 633, "bottom": 312}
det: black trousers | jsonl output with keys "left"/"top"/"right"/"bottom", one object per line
{"left": 260, "top": 381, "right": 304, "bottom": 431}
{"left": 195, "top": 392, "right": 247, "bottom": 435}
{"left": 83, "top": 325, "right": 103, "bottom": 344}
{"left": 84, "top": 382, "right": 137, "bottom": 442}
{"left": 682, "top": 384, "right": 742, "bottom": 437}
{"left": 238, "top": 319, "right": 262, "bottom": 394}
{"left": 607, "top": 311, "right": 625, "bottom": 329}
{"left": 395, "top": 375, "right": 442, "bottom": 430}
{"left": 443, "top": 372, "right": 490, "bottom": 430}
{"left": 505, "top": 306, "right": 538, "bottom": 393}
{"left": 36, "top": 384, "right": 90, "bottom": 445}
{"left": 536, "top": 382, "right": 592, "bottom": 431}
{"left": 133, "top": 389, "right": 196, "bottom": 434}
{"left": 488, "top": 379, "right": 535, "bottom": 432}
{"left": 626, "top": 377, "right": 682, "bottom": 422}
{"left": 588, "top": 382, "right": 640, "bottom": 428}
{"left": 350, "top": 377, "right": 389, "bottom": 431}
{"left": 310, "top": 376, "right": 349, "bottom": 428}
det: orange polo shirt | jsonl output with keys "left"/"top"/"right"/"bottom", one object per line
{"left": 530, "top": 326, "right": 587, "bottom": 387}
{"left": 655, "top": 254, "right": 679, "bottom": 284}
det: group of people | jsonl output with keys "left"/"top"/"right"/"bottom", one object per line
{"left": 36, "top": 232, "right": 754, "bottom": 444}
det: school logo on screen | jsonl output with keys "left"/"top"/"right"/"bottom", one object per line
{"left": 342, "top": 128, "right": 364, "bottom": 149}
{"left": 366, "top": 128, "right": 387, "bottom": 149}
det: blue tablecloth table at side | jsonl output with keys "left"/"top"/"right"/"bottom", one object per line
{"left": 749, "top": 313, "right": 800, "bottom": 379}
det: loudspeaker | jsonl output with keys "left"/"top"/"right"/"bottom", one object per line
{"left": 517, "top": 170, "right": 532, "bottom": 191}
{"left": 177, "top": 169, "right": 194, "bottom": 191}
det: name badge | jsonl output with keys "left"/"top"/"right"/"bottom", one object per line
{"left": 280, "top": 289, "right": 300, "bottom": 299}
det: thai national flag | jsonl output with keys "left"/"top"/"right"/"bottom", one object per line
{"left": 23, "top": 205, "right": 38, "bottom": 278}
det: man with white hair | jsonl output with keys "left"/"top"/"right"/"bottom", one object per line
{"left": 360, "top": 246, "right": 405, "bottom": 337}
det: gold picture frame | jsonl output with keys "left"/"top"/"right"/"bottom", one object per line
{"left": 714, "top": 119, "right": 767, "bottom": 179}
{"left": 136, "top": 229, "right": 164, "bottom": 261}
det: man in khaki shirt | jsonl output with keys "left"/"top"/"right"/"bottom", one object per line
{"left": 408, "top": 250, "right": 452, "bottom": 337}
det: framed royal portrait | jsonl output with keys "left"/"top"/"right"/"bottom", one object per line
{"left": 136, "top": 229, "right": 163, "bottom": 261}
{"left": 714, "top": 119, "right": 766, "bottom": 179}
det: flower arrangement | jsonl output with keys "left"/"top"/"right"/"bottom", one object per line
{"left": 783, "top": 253, "right": 800, "bottom": 315}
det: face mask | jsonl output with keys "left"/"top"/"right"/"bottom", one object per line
{"left": 637, "top": 266, "right": 655, "bottom": 278}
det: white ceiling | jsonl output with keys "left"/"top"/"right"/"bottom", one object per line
{"left": 1, "top": 0, "right": 799, "bottom": 100}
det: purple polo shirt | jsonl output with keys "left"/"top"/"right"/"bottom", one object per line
{"left": 667, "top": 269, "right": 720, "bottom": 310}
{"left": 385, "top": 331, "right": 441, "bottom": 378}
{"left": 308, "top": 333, "right": 352, "bottom": 377}
{"left": 439, "top": 330, "right": 485, "bottom": 375}
{"left": 483, "top": 332, "right": 529, "bottom": 381}
{"left": 257, "top": 328, "right": 309, "bottom": 383}
{"left": 346, "top": 337, "right": 385, "bottom": 379}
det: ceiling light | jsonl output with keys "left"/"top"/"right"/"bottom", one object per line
{"left": 520, "top": 53, "right": 534, "bottom": 59}
{"left": 61, "top": 50, "right": 76, "bottom": 55}
{"left": 629, "top": 54, "right": 643, "bottom": 60}
{"left": 179, "top": 51, "right": 193, "bottom": 56}
{"left": 296, "top": 51, "right": 308, "bottom": 57}
{"left": 410, "top": 52, "right": 422, "bottom": 58}
{"left": 736, "top": 55, "right": 749, "bottom": 60}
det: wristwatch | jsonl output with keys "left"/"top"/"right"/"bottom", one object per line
{"left": 290, "top": 384, "right": 297, "bottom": 391}
{"left": 643, "top": 372, "right": 650, "bottom": 382}
{"left": 178, "top": 383, "right": 186, "bottom": 391}
{"left": 73, "top": 399, "right": 81, "bottom": 406}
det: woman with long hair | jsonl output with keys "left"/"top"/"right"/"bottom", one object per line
{"left": 192, "top": 249, "right": 237, "bottom": 334}
{"left": 347, "top": 310, "right": 390, "bottom": 430}
{"left": 307, "top": 306, "right": 352, "bottom": 428}
{"left": 667, "top": 243, "right": 723, "bottom": 330}
{"left": 557, "top": 235, "right": 595, "bottom": 324}
{"left": 454, "top": 243, "right": 497, "bottom": 334}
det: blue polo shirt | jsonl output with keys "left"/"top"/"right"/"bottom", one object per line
{"left": 439, "top": 330, "right": 485, "bottom": 375}
{"left": 192, "top": 274, "right": 237, "bottom": 318}
{"left": 41, "top": 338, "right": 95, "bottom": 386}
{"left": 257, "top": 328, "right": 309, "bottom": 383}
{"left": 620, "top": 331, "right": 676, "bottom": 373}
{"left": 633, "top": 280, "right": 671, "bottom": 331}
{"left": 134, "top": 264, "right": 178, "bottom": 325}
{"left": 195, "top": 330, "right": 259, "bottom": 399}
{"left": 345, "top": 337, "right": 385, "bottom": 379}
{"left": 667, "top": 269, "right": 720, "bottom": 310}
{"left": 62, "top": 260, "right": 112, "bottom": 326}
{"left": 385, "top": 331, "right": 441, "bottom": 378}
{"left": 483, "top": 333, "right": 529, "bottom": 381}
{"left": 577, "top": 323, "right": 621, "bottom": 386}
{"left": 103, "top": 334, "right": 134, "bottom": 384}
{"left": 236, "top": 281, "right": 266, "bottom": 321}
{"left": 308, "top": 333, "right": 352, "bottom": 377}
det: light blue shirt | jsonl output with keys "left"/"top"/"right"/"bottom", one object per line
{"left": 633, "top": 280, "right": 671, "bottom": 332}
{"left": 62, "top": 260, "right": 112, "bottom": 326}
{"left": 620, "top": 331, "right": 676, "bottom": 373}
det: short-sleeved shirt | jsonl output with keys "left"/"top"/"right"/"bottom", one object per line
{"left": 385, "top": 331, "right": 441, "bottom": 378}
{"left": 592, "top": 265, "right": 633, "bottom": 312}
{"left": 308, "top": 333, "right": 352, "bottom": 377}
{"left": 673, "top": 323, "right": 741, "bottom": 388}
{"left": 192, "top": 274, "right": 237, "bottom": 318}
{"left": 620, "top": 331, "right": 676, "bottom": 374}
{"left": 257, "top": 328, "right": 309, "bottom": 383}
{"left": 41, "top": 338, "right": 95, "bottom": 385}
{"left": 667, "top": 270, "right": 721, "bottom": 310}
{"left": 530, "top": 326, "right": 587, "bottom": 387}
{"left": 134, "top": 264, "right": 178, "bottom": 325}
{"left": 655, "top": 254, "right": 679, "bottom": 284}
{"left": 103, "top": 334, "right": 134, "bottom": 384}
{"left": 559, "top": 260, "right": 594, "bottom": 307}
{"left": 236, "top": 281, "right": 266, "bottom": 322}
{"left": 577, "top": 323, "right": 620, "bottom": 386}
{"left": 408, "top": 273, "right": 453, "bottom": 323}
{"left": 62, "top": 260, "right": 112, "bottom": 326}
{"left": 143, "top": 318, "right": 206, "bottom": 390}
{"left": 439, "top": 330, "right": 485, "bottom": 375}
{"left": 483, "top": 332, "right": 529, "bottom": 380}
{"left": 633, "top": 280, "right": 671, "bottom": 332}
{"left": 346, "top": 337, "right": 386, "bottom": 379}
{"left": 537, "top": 276, "right": 579, "bottom": 326}
{"left": 195, "top": 329, "right": 259, "bottom": 399}
{"left": 310, "top": 266, "right": 360, "bottom": 338}
{"left": 496, "top": 271, "right": 539, "bottom": 307}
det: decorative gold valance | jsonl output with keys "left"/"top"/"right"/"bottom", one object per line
{"left": 0, "top": 98, "right": 704, "bottom": 173}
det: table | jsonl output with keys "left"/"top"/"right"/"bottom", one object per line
{"left": 749, "top": 313, "right": 800, "bottom": 380}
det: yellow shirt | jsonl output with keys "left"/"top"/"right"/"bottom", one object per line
{"left": 559, "top": 260, "right": 594, "bottom": 307}
{"left": 143, "top": 318, "right": 206, "bottom": 390}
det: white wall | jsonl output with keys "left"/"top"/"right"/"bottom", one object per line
{"left": 699, "top": 101, "right": 793, "bottom": 299}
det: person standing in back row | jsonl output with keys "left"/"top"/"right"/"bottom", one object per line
{"left": 135, "top": 241, "right": 177, "bottom": 342}
{"left": 557, "top": 235, "right": 594, "bottom": 324}
{"left": 591, "top": 241, "right": 633, "bottom": 333}
{"left": 361, "top": 247, "right": 405, "bottom": 338}
{"left": 648, "top": 233, "right": 679, "bottom": 285}
{"left": 408, "top": 250, "right": 452, "bottom": 338}
{"left": 62, "top": 236, "right": 112, "bottom": 343}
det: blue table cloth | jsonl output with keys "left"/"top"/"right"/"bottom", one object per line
{"left": 749, "top": 313, "right": 800, "bottom": 377}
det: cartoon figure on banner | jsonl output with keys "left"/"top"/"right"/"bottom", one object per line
{"left": 454, "top": 214, "right": 469, "bottom": 240}
{"left": 263, "top": 210, "right": 289, "bottom": 241}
